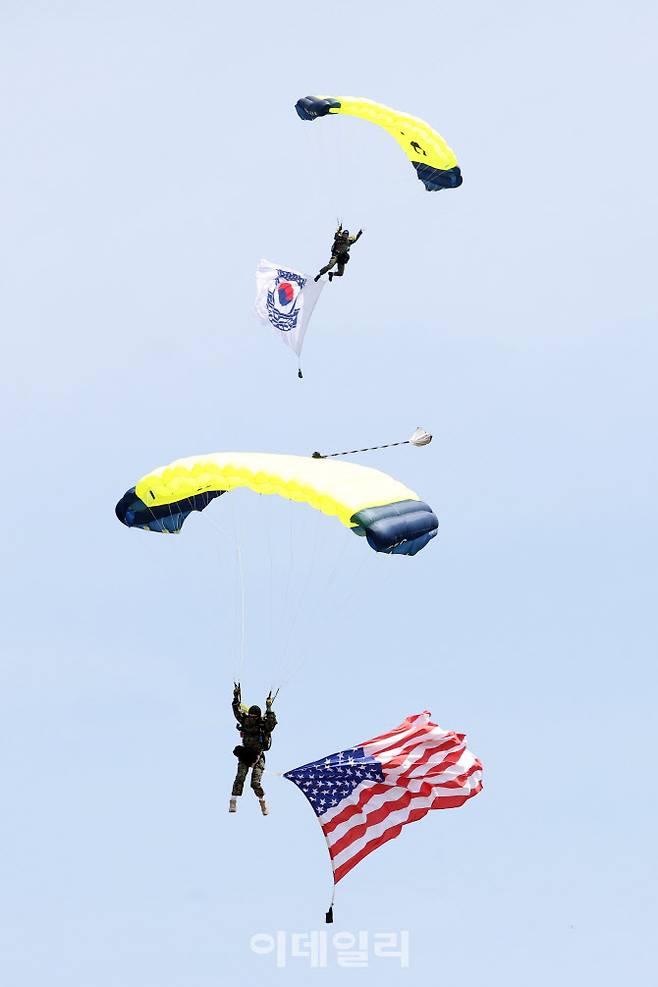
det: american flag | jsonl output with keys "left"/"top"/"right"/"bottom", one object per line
{"left": 284, "top": 711, "right": 483, "bottom": 885}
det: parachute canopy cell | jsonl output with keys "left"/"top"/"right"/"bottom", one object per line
{"left": 294, "top": 96, "right": 462, "bottom": 191}
{"left": 115, "top": 451, "right": 438, "bottom": 556}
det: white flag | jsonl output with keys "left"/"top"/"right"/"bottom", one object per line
{"left": 255, "top": 259, "right": 324, "bottom": 372}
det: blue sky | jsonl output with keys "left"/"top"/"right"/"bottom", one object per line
{"left": 1, "top": 1, "right": 656, "bottom": 983}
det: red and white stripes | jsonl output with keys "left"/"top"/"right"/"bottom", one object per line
{"left": 321, "top": 712, "right": 483, "bottom": 884}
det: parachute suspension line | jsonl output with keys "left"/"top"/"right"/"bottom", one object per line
{"left": 218, "top": 531, "right": 240, "bottom": 677}
{"left": 315, "top": 110, "right": 342, "bottom": 221}
{"left": 184, "top": 496, "right": 236, "bottom": 675}
{"left": 137, "top": 501, "right": 188, "bottom": 628}
{"left": 279, "top": 547, "right": 367, "bottom": 690}
{"left": 144, "top": 499, "right": 170, "bottom": 531}
{"left": 320, "top": 546, "right": 371, "bottom": 632}
{"left": 288, "top": 545, "right": 396, "bottom": 684}
{"left": 264, "top": 496, "right": 274, "bottom": 670}
{"left": 276, "top": 501, "right": 296, "bottom": 672}
{"left": 273, "top": 498, "right": 305, "bottom": 691}
{"left": 231, "top": 504, "right": 247, "bottom": 684}
{"left": 278, "top": 506, "right": 322, "bottom": 676}
{"left": 278, "top": 506, "right": 309, "bottom": 673}
{"left": 203, "top": 510, "right": 246, "bottom": 682}
{"left": 263, "top": 496, "right": 280, "bottom": 698}
{"left": 276, "top": 521, "right": 352, "bottom": 689}
{"left": 144, "top": 490, "right": 245, "bottom": 681}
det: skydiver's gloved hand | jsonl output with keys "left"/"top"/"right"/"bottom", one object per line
{"left": 233, "top": 682, "right": 241, "bottom": 701}
{"left": 355, "top": 229, "right": 363, "bottom": 240}
{"left": 266, "top": 692, "right": 273, "bottom": 709}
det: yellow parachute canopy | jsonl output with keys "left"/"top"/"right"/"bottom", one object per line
{"left": 116, "top": 451, "right": 439, "bottom": 556}
{"left": 295, "top": 95, "right": 462, "bottom": 191}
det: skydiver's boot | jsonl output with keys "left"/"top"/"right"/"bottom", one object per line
{"left": 328, "top": 273, "right": 334, "bottom": 282}
{"left": 259, "top": 798, "right": 269, "bottom": 816}
{"left": 314, "top": 273, "right": 321, "bottom": 282}
{"left": 229, "top": 798, "right": 237, "bottom": 813}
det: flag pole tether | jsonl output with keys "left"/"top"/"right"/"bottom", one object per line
{"left": 312, "top": 426, "right": 432, "bottom": 460}
{"left": 325, "top": 884, "right": 335, "bottom": 924}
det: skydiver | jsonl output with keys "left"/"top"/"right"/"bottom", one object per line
{"left": 229, "top": 682, "right": 277, "bottom": 815}
{"left": 314, "top": 223, "right": 363, "bottom": 283}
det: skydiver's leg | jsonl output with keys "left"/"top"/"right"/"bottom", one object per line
{"left": 250, "top": 754, "right": 266, "bottom": 799}
{"left": 315, "top": 255, "right": 338, "bottom": 281}
{"left": 332, "top": 260, "right": 346, "bottom": 278}
{"left": 232, "top": 760, "right": 249, "bottom": 796}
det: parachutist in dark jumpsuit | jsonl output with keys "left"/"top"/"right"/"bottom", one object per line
{"left": 314, "top": 224, "right": 363, "bottom": 282}
{"left": 230, "top": 684, "right": 277, "bottom": 816}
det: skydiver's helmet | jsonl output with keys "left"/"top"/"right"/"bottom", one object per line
{"left": 248, "top": 705, "right": 262, "bottom": 717}
{"left": 341, "top": 229, "right": 349, "bottom": 237}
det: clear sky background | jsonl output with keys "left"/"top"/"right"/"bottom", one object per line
{"left": 1, "top": 1, "right": 657, "bottom": 983}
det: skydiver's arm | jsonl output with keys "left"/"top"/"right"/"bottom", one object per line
{"left": 232, "top": 684, "right": 245, "bottom": 725}
{"left": 261, "top": 709, "right": 277, "bottom": 748}
{"left": 349, "top": 229, "right": 363, "bottom": 245}
{"left": 264, "top": 695, "right": 277, "bottom": 734}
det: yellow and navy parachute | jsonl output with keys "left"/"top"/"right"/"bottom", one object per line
{"left": 295, "top": 96, "right": 462, "bottom": 191}
{"left": 116, "top": 451, "right": 438, "bottom": 556}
